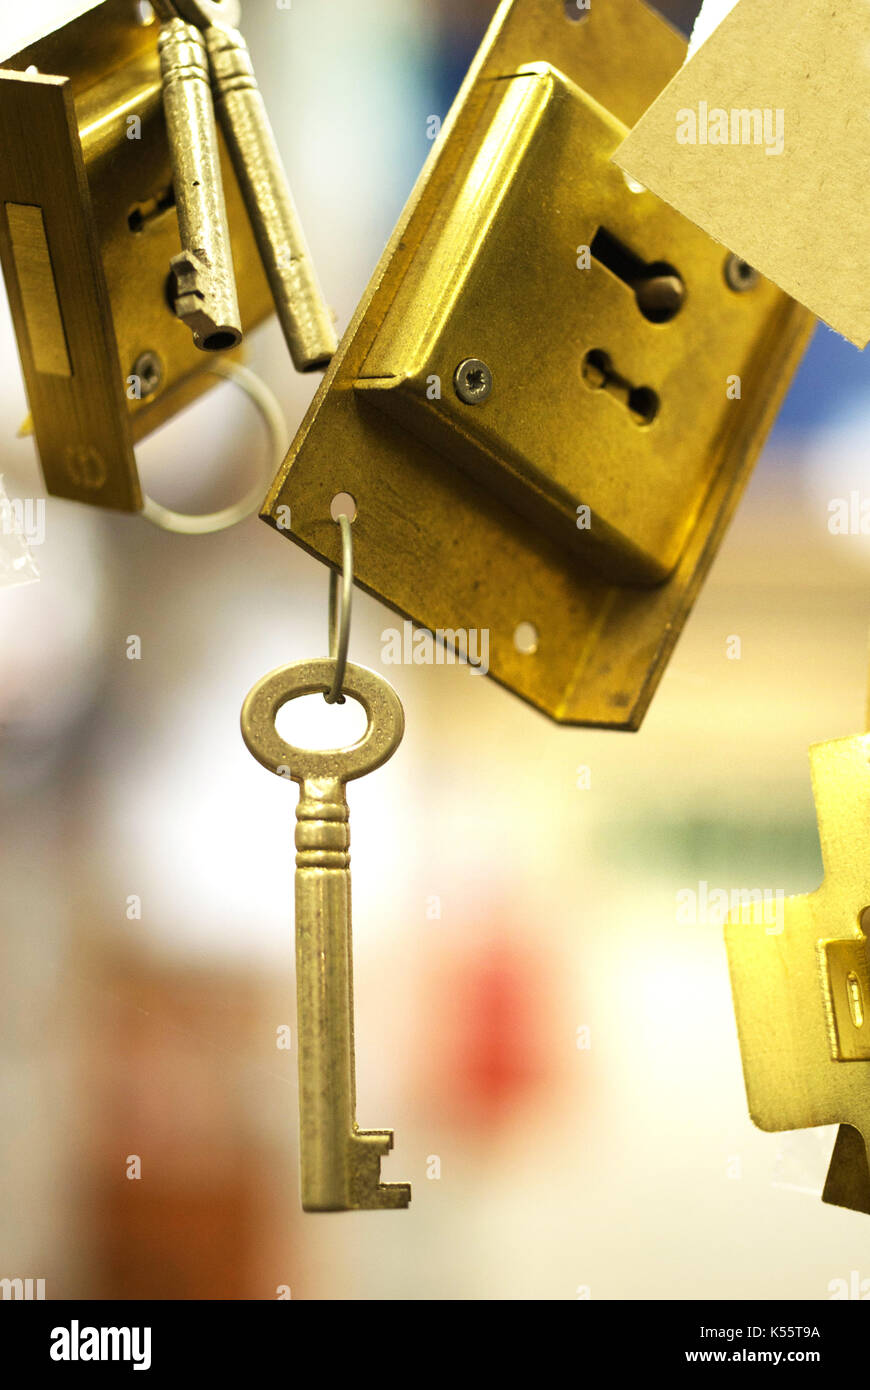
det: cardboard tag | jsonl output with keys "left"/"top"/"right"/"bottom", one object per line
{"left": 614, "top": 0, "right": 870, "bottom": 346}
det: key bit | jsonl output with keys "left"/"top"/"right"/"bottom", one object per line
{"left": 241, "top": 659, "right": 410, "bottom": 1212}
{"left": 725, "top": 732, "right": 870, "bottom": 1215}
{"left": 158, "top": 17, "right": 243, "bottom": 351}
{"left": 173, "top": 0, "right": 337, "bottom": 372}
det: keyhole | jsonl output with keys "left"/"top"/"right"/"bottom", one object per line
{"left": 590, "top": 228, "right": 685, "bottom": 323}
{"left": 581, "top": 349, "right": 659, "bottom": 426}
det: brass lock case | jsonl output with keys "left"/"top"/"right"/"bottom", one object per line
{"left": 262, "top": 0, "right": 814, "bottom": 727}
{"left": 0, "top": 0, "right": 273, "bottom": 512}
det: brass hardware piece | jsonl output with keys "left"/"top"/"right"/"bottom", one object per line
{"left": 158, "top": 17, "right": 242, "bottom": 351}
{"left": 0, "top": 0, "right": 273, "bottom": 512}
{"left": 241, "top": 659, "right": 411, "bottom": 1212}
{"left": 725, "top": 734, "right": 870, "bottom": 1216}
{"left": 261, "top": 0, "right": 813, "bottom": 727}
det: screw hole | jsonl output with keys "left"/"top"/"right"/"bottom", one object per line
{"left": 514, "top": 622, "right": 539, "bottom": 655}
{"left": 563, "top": 0, "right": 590, "bottom": 20}
{"left": 330, "top": 492, "right": 357, "bottom": 523}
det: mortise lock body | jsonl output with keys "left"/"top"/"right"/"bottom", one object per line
{"left": 357, "top": 62, "right": 779, "bottom": 588}
{"left": 0, "top": 0, "right": 273, "bottom": 512}
{"left": 263, "top": 0, "right": 814, "bottom": 726}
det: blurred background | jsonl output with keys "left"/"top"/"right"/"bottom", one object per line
{"left": 1, "top": 0, "right": 869, "bottom": 1301}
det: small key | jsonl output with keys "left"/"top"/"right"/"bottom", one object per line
{"left": 241, "top": 658, "right": 411, "bottom": 1212}
{"left": 175, "top": 0, "right": 338, "bottom": 372}
{"left": 157, "top": 13, "right": 243, "bottom": 351}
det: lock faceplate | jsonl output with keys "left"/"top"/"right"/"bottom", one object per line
{"left": 262, "top": 0, "right": 813, "bottom": 727}
{"left": 0, "top": 0, "right": 273, "bottom": 512}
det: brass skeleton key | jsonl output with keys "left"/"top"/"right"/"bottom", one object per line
{"left": 174, "top": 0, "right": 337, "bottom": 372}
{"left": 241, "top": 659, "right": 411, "bottom": 1212}
{"left": 156, "top": 8, "right": 243, "bottom": 351}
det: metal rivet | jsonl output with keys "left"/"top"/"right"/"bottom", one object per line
{"left": 454, "top": 358, "right": 493, "bottom": 405}
{"left": 724, "top": 255, "right": 760, "bottom": 293}
{"left": 132, "top": 350, "right": 164, "bottom": 399}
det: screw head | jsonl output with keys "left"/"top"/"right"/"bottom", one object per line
{"left": 724, "top": 255, "right": 760, "bottom": 293}
{"left": 132, "top": 350, "right": 163, "bottom": 399}
{"left": 454, "top": 358, "right": 493, "bottom": 405}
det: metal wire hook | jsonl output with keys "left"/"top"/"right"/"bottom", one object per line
{"left": 325, "top": 513, "right": 353, "bottom": 704}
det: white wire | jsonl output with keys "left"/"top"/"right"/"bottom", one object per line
{"left": 139, "top": 360, "right": 289, "bottom": 536}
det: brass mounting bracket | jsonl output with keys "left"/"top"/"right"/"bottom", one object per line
{"left": 261, "top": 0, "right": 813, "bottom": 727}
{"left": 0, "top": 0, "right": 272, "bottom": 512}
{"left": 726, "top": 734, "right": 870, "bottom": 1217}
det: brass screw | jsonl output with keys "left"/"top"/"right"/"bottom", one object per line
{"left": 132, "top": 350, "right": 164, "bottom": 399}
{"left": 454, "top": 358, "right": 493, "bottom": 405}
{"left": 724, "top": 255, "right": 760, "bottom": 292}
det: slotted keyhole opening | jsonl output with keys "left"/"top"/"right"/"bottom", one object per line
{"left": 581, "top": 349, "right": 659, "bottom": 426}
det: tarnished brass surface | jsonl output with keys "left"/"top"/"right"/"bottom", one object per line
{"left": 262, "top": 0, "right": 813, "bottom": 726}
{"left": 241, "top": 660, "right": 411, "bottom": 1213}
{"left": 726, "top": 734, "right": 870, "bottom": 1216}
{"left": 0, "top": 0, "right": 273, "bottom": 511}
{"left": 158, "top": 18, "right": 242, "bottom": 351}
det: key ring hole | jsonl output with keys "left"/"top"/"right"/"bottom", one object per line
{"left": 241, "top": 659, "right": 404, "bottom": 782}
{"left": 275, "top": 691, "right": 368, "bottom": 751}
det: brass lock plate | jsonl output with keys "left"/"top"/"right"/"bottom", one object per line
{"left": 0, "top": 0, "right": 273, "bottom": 511}
{"left": 262, "top": 0, "right": 813, "bottom": 727}
{"left": 726, "top": 734, "right": 870, "bottom": 1215}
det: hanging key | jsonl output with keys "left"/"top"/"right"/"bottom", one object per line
{"left": 241, "top": 658, "right": 411, "bottom": 1211}
{"left": 156, "top": 6, "right": 243, "bottom": 351}
{"left": 174, "top": 0, "right": 338, "bottom": 372}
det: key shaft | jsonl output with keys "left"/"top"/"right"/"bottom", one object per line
{"left": 241, "top": 659, "right": 410, "bottom": 1212}
{"left": 158, "top": 18, "right": 243, "bottom": 352}
{"left": 204, "top": 23, "right": 337, "bottom": 372}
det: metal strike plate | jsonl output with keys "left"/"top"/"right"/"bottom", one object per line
{"left": 0, "top": 0, "right": 273, "bottom": 512}
{"left": 261, "top": 0, "right": 813, "bottom": 727}
{"left": 725, "top": 734, "right": 870, "bottom": 1216}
